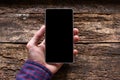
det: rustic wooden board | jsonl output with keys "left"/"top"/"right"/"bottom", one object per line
{"left": 0, "top": 1, "right": 120, "bottom": 80}
{"left": 0, "top": 44, "right": 27, "bottom": 80}
{"left": 0, "top": 43, "right": 120, "bottom": 80}
{"left": 0, "top": 13, "right": 120, "bottom": 42}
{"left": 0, "top": 17, "right": 42, "bottom": 42}
{"left": 0, "top": 0, "right": 120, "bottom": 14}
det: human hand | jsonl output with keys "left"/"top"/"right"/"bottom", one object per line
{"left": 26, "top": 25, "right": 79, "bottom": 74}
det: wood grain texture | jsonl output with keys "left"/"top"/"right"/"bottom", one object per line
{"left": 0, "top": 0, "right": 120, "bottom": 14}
{"left": 0, "top": 44, "right": 27, "bottom": 80}
{"left": 0, "top": 13, "right": 120, "bottom": 42}
{"left": 0, "top": 1, "right": 120, "bottom": 80}
{"left": 0, "top": 43, "right": 120, "bottom": 80}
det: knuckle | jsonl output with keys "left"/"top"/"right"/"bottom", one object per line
{"left": 26, "top": 43, "right": 32, "bottom": 49}
{"left": 39, "top": 44, "right": 45, "bottom": 51}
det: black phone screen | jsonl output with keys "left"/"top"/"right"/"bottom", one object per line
{"left": 45, "top": 9, "right": 73, "bottom": 63}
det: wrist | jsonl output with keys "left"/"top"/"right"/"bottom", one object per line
{"left": 27, "top": 58, "right": 54, "bottom": 74}
{"left": 28, "top": 58, "right": 46, "bottom": 66}
{"left": 26, "top": 59, "right": 53, "bottom": 75}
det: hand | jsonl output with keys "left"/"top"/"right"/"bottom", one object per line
{"left": 26, "top": 25, "right": 79, "bottom": 74}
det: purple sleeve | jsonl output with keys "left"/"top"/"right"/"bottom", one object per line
{"left": 16, "top": 60, "right": 52, "bottom": 80}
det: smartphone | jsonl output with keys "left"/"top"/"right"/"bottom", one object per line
{"left": 45, "top": 9, "right": 73, "bottom": 63}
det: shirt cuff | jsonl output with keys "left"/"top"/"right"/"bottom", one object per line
{"left": 16, "top": 60, "right": 53, "bottom": 80}
{"left": 26, "top": 60, "right": 53, "bottom": 76}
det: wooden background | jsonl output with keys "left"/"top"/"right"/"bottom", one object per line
{"left": 0, "top": 0, "right": 120, "bottom": 80}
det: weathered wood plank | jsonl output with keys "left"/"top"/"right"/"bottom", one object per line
{"left": 0, "top": 0, "right": 120, "bottom": 14}
{"left": 0, "top": 43, "right": 120, "bottom": 80}
{"left": 75, "top": 13, "right": 120, "bottom": 42}
{"left": 75, "top": 43, "right": 120, "bottom": 56}
{"left": 0, "top": 13, "right": 120, "bottom": 42}
{"left": 0, "top": 17, "right": 42, "bottom": 42}
{"left": 53, "top": 55, "right": 120, "bottom": 80}
{"left": 0, "top": 44, "right": 27, "bottom": 80}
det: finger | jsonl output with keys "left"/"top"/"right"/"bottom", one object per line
{"left": 73, "top": 28, "right": 79, "bottom": 35}
{"left": 73, "top": 49, "right": 78, "bottom": 55}
{"left": 46, "top": 63, "right": 63, "bottom": 74}
{"left": 29, "top": 25, "right": 45, "bottom": 46}
{"left": 38, "top": 44, "right": 45, "bottom": 52}
{"left": 74, "top": 35, "right": 79, "bottom": 43}
{"left": 51, "top": 63, "right": 63, "bottom": 67}
{"left": 41, "top": 39, "right": 45, "bottom": 45}
{"left": 38, "top": 39, "right": 45, "bottom": 51}
{"left": 49, "top": 63, "right": 63, "bottom": 71}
